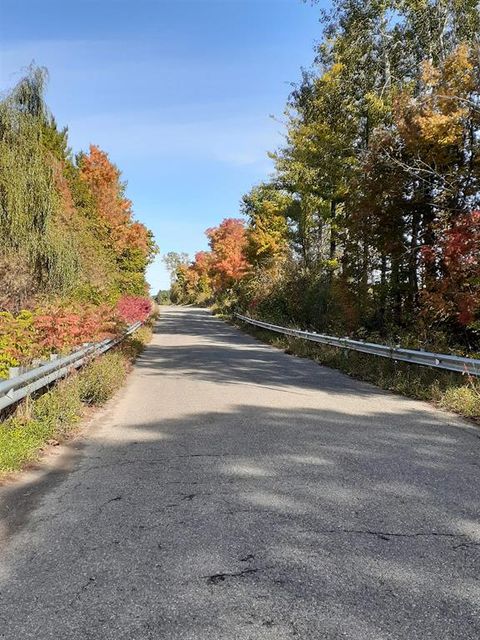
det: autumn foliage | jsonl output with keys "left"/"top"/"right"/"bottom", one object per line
{"left": 33, "top": 304, "right": 116, "bottom": 351}
{"left": 0, "top": 295, "right": 153, "bottom": 378}
{"left": 170, "top": 3, "right": 480, "bottom": 354}
{"left": 79, "top": 145, "right": 151, "bottom": 257}
{"left": 206, "top": 218, "right": 248, "bottom": 288}
{"left": 422, "top": 211, "right": 480, "bottom": 328}
{"left": 171, "top": 219, "right": 248, "bottom": 305}
{"left": 0, "top": 66, "right": 156, "bottom": 313}
{"left": 115, "top": 295, "right": 153, "bottom": 324}
{"left": 0, "top": 312, "right": 39, "bottom": 378}
{"left": 0, "top": 66, "right": 156, "bottom": 378}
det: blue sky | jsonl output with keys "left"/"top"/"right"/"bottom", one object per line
{"left": 0, "top": 0, "right": 324, "bottom": 291}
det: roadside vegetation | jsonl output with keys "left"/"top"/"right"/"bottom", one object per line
{"left": 0, "top": 66, "right": 158, "bottom": 474}
{"left": 0, "top": 321, "right": 154, "bottom": 475}
{"left": 0, "top": 64, "right": 157, "bottom": 377}
{"left": 166, "top": 0, "right": 480, "bottom": 421}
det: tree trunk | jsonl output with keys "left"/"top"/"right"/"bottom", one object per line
{"left": 406, "top": 208, "right": 420, "bottom": 318}
{"left": 329, "top": 200, "right": 337, "bottom": 261}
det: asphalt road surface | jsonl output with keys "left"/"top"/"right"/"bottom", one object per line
{"left": 1, "top": 306, "right": 479, "bottom": 639}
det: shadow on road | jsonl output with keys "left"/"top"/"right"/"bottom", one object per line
{"left": 1, "top": 306, "right": 479, "bottom": 639}
{"left": 138, "top": 308, "right": 390, "bottom": 397}
{"left": 1, "top": 399, "right": 479, "bottom": 639}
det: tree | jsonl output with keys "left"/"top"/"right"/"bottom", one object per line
{"left": 421, "top": 210, "right": 480, "bottom": 332}
{"left": 79, "top": 145, "right": 156, "bottom": 295}
{"left": 0, "top": 65, "right": 156, "bottom": 310}
{"left": 162, "top": 252, "right": 189, "bottom": 285}
{"left": 0, "top": 64, "right": 77, "bottom": 309}
{"left": 242, "top": 183, "right": 289, "bottom": 269}
{"left": 169, "top": 220, "right": 248, "bottom": 306}
{"left": 206, "top": 218, "right": 248, "bottom": 292}
{"left": 170, "top": 1, "right": 479, "bottom": 350}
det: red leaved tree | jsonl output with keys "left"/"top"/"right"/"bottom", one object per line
{"left": 421, "top": 211, "right": 480, "bottom": 329}
{"left": 79, "top": 145, "right": 151, "bottom": 257}
{"left": 206, "top": 218, "right": 248, "bottom": 291}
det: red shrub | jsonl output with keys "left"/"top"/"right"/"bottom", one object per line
{"left": 1, "top": 298, "right": 149, "bottom": 369}
{"left": 33, "top": 304, "right": 117, "bottom": 352}
{"left": 115, "top": 296, "right": 152, "bottom": 324}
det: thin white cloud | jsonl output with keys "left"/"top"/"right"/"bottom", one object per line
{"left": 0, "top": 37, "right": 286, "bottom": 171}
{"left": 66, "top": 109, "right": 280, "bottom": 169}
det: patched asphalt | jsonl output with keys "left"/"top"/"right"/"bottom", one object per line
{"left": 0, "top": 306, "right": 479, "bottom": 639}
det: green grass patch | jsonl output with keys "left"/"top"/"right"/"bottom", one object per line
{"left": 118, "top": 324, "right": 152, "bottom": 361}
{"left": 0, "top": 376, "right": 83, "bottom": 472}
{"left": 439, "top": 384, "right": 480, "bottom": 418}
{"left": 78, "top": 352, "right": 129, "bottom": 406}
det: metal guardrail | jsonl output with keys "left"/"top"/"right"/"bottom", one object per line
{"left": 235, "top": 313, "right": 480, "bottom": 377}
{"left": 0, "top": 321, "right": 143, "bottom": 412}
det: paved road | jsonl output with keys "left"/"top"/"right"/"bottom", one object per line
{"left": 0, "top": 306, "right": 479, "bottom": 639}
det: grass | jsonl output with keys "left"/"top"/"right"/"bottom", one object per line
{"left": 0, "top": 322, "right": 153, "bottom": 475}
{"left": 233, "top": 319, "right": 480, "bottom": 423}
{"left": 78, "top": 351, "right": 129, "bottom": 406}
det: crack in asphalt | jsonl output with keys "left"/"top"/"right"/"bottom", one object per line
{"left": 240, "top": 553, "right": 255, "bottom": 562}
{"left": 204, "top": 568, "right": 258, "bottom": 585}
{"left": 452, "top": 541, "right": 480, "bottom": 550}
{"left": 314, "top": 528, "right": 474, "bottom": 543}
{"left": 80, "top": 454, "right": 239, "bottom": 473}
